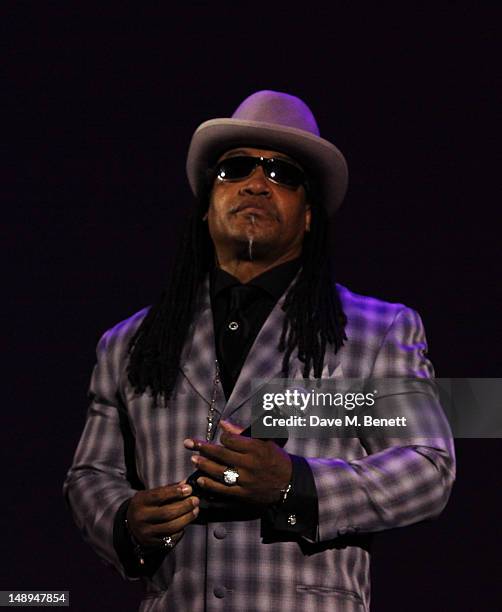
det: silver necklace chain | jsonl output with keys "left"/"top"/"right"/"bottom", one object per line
{"left": 205, "top": 359, "right": 220, "bottom": 441}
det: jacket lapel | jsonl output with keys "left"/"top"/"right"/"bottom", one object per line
{"left": 179, "top": 276, "right": 223, "bottom": 406}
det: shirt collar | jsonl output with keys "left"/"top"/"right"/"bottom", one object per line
{"left": 210, "top": 257, "right": 302, "bottom": 301}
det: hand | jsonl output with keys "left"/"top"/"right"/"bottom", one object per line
{"left": 126, "top": 482, "right": 199, "bottom": 549}
{"left": 184, "top": 420, "right": 292, "bottom": 505}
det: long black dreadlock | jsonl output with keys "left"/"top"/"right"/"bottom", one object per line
{"left": 127, "top": 190, "right": 347, "bottom": 403}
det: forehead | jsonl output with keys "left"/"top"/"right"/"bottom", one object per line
{"left": 217, "top": 147, "right": 299, "bottom": 165}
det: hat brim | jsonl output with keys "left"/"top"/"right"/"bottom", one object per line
{"left": 186, "top": 118, "right": 348, "bottom": 216}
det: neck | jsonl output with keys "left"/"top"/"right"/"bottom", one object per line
{"left": 215, "top": 251, "right": 300, "bottom": 283}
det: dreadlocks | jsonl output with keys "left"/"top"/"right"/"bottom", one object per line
{"left": 127, "top": 191, "right": 347, "bottom": 403}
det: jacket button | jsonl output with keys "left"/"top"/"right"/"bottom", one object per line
{"left": 213, "top": 585, "right": 225, "bottom": 599}
{"left": 213, "top": 526, "right": 227, "bottom": 539}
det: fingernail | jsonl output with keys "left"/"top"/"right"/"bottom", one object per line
{"left": 184, "top": 439, "right": 195, "bottom": 449}
{"left": 193, "top": 507, "right": 200, "bottom": 516}
{"left": 190, "top": 455, "right": 199, "bottom": 465}
{"left": 197, "top": 477, "right": 204, "bottom": 487}
{"left": 191, "top": 497, "right": 199, "bottom": 507}
{"left": 179, "top": 484, "right": 192, "bottom": 496}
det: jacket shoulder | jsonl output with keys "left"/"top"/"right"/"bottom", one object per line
{"left": 97, "top": 306, "right": 151, "bottom": 356}
{"left": 335, "top": 283, "right": 421, "bottom": 339}
{"left": 336, "top": 283, "right": 408, "bottom": 318}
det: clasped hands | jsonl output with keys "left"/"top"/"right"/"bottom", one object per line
{"left": 184, "top": 419, "right": 292, "bottom": 505}
{"left": 126, "top": 420, "right": 292, "bottom": 549}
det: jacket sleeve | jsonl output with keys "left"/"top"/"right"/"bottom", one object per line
{"left": 63, "top": 328, "right": 140, "bottom": 580}
{"left": 306, "top": 306, "right": 456, "bottom": 542}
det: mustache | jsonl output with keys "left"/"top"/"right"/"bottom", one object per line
{"left": 228, "top": 199, "right": 281, "bottom": 221}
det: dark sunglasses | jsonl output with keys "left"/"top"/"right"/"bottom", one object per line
{"left": 215, "top": 155, "right": 306, "bottom": 189}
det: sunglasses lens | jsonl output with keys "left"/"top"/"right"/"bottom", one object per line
{"left": 217, "top": 157, "right": 257, "bottom": 181}
{"left": 267, "top": 159, "right": 304, "bottom": 187}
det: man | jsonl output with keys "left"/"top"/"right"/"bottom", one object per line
{"left": 64, "top": 90, "right": 455, "bottom": 611}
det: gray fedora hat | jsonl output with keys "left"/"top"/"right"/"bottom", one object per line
{"left": 186, "top": 90, "right": 348, "bottom": 216}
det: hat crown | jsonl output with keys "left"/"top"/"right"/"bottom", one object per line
{"left": 232, "top": 90, "right": 320, "bottom": 137}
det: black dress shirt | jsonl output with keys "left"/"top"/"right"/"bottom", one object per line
{"left": 211, "top": 257, "right": 301, "bottom": 399}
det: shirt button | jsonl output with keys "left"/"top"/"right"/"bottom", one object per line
{"left": 213, "top": 585, "right": 226, "bottom": 599}
{"left": 228, "top": 321, "right": 239, "bottom": 331}
{"left": 213, "top": 526, "right": 227, "bottom": 539}
{"left": 287, "top": 514, "right": 297, "bottom": 526}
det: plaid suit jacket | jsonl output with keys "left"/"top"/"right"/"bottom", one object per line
{"left": 64, "top": 279, "right": 455, "bottom": 612}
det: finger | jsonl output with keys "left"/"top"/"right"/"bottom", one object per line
{"left": 219, "top": 430, "right": 257, "bottom": 452}
{"left": 186, "top": 439, "right": 246, "bottom": 466}
{"left": 191, "top": 455, "right": 247, "bottom": 484}
{"left": 142, "top": 496, "right": 199, "bottom": 524}
{"left": 155, "top": 529, "right": 185, "bottom": 549}
{"left": 141, "top": 529, "right": 185, "bottom": 551}
{"left": 184, "top": 435, "right": 250, "bottom": 455}
{"left": 142, "top": 482, "right": 192, "bottom": 506}
{"left": 142, "top": 504, "right": 198, "bottom": 546}
{"left": 220, "top": 419, "right": 245, "bottom": 435}
{"left": 150, "top": 507, "right": 200, "bottom": 540}
{"left": 196, "top": 475, "right": 247, "bottom": 499}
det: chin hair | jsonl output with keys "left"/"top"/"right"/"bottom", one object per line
{"left": 234, "top": 237, "right": 271, "bottom": 261}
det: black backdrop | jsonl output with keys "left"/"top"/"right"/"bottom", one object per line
{"left": 4, "top": 4, "right": 501, "bottom": 611}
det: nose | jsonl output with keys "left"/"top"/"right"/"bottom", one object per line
{"left": 238, "top": 165, "right": 271, "bottom": 197}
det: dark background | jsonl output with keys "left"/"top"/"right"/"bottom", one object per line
{"left": 3, "top": 4, "right": 501, "bottom": 611}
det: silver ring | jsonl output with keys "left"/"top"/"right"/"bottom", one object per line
{"left": 222, "top": 467, "right": 239, "bottom": 486}
{"left": 162, "top": 535, "right": 174, "bottom": 549}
